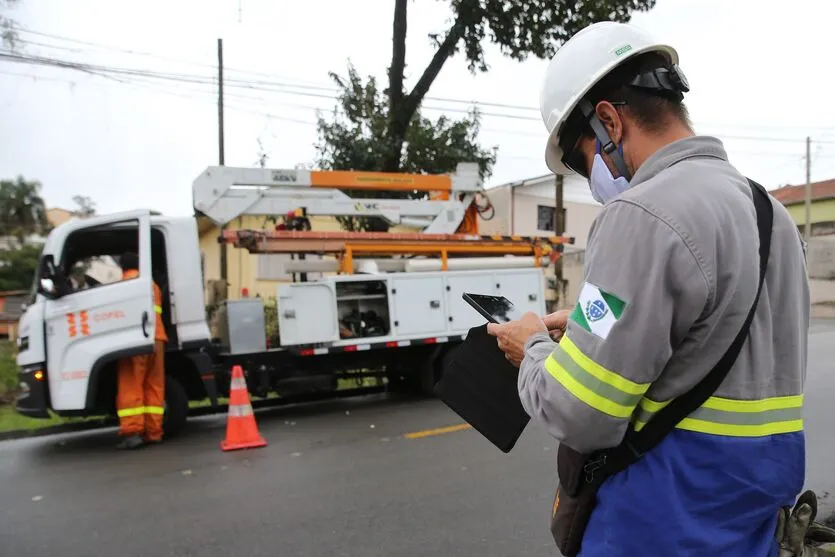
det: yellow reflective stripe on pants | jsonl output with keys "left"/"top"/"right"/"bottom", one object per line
{"left": 117, "top": 406, "right": 165, "bottom": 417}
{"left": 632, "top": 394, "right": 804, "bottom": 437}
{"left": 117, "top": 406, "right": 146, "bottom": 418}
{"left": 154, "top": 305, "right": 163, "bottom": 314}
{"left": 544, "top": 336, "right": 651, "bottom": 419}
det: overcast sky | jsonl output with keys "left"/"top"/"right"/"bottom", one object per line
{"left": 1, "top": 0, "right": 834, "bottom": 217}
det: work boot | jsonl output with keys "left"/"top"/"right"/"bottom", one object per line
{"left": 116, "top": 435, "right": 144, "bottom": 450}
{"left": 143, "top": 438, "right": 163, "bottom": 446}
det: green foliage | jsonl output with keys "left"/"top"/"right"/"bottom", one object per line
{"left": 0, "top": 0, "right": 20, "bottom": 50}
{"left": 449, "top": 0, "right": 657, "bottom": 72}
{"left": 71, "top": 195, "right": 96, "bottom": 218}
{"left": 0, "top": 242, "right": 41, "bottom": 291}
{"left": 262, "top": 296, "right": 279, "bottom": 346}
{"left": 316, "top": 64, "right": 497, "bottom": 231}
{"left": 315, "top": 0, "right": 655, "bottom": 231}
{"left": 0, "top": 176, "right": 48, "bottom": 243}
{"left": 0, "top": 340, "right": 17, "bottom": 401}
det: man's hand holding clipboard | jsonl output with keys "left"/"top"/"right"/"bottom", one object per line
{"left": 433, "top": 294, "right": 568, "bottom": 453}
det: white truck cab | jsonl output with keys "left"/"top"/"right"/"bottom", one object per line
{"left": 15, "top": 210, "right": 213, "bottom": 433}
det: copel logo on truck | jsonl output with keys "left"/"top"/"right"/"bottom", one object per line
{"left": 94, "top": 310, "right": 126, "bottom": 322}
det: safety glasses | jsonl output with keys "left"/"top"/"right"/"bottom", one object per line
{"left": 559, "top": 100, "right": 627, "bottom": 180}
{"left": 560, "top": 137, "right": 590, "bottom": 179}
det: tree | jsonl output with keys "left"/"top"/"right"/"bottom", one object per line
{"left": 0, "top": 0, "right": 21, "bottom": 50}
{"left": 0, "top": 242, "right": 40, "bottom": 291}
{"left": 316, "top": 64, "right": 497, "bottom": 231}
{"left": 316, "top": 0, "right": 655, "bottom": 231}
{"left": 71, "top": 195, "right": 96, "bottom": 218}
{"left": 0, "top": 176, "right": 48, "bottom": 244}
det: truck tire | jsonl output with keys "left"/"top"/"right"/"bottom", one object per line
{"left": 163, "top": 375, "right": 188, "bottom": 437}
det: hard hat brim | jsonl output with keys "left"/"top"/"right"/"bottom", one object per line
{"left": 543, "top": 43, "right": 679, "bottom": 176}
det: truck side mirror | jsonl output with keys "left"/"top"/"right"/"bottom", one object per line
{"left": 37, "top": 255, "right": 60, "bottom": 299}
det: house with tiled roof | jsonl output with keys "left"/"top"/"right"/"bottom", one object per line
{"left": 771, "top": 179, "right": 835, "bottom": 236}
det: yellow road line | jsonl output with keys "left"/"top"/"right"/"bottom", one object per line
{"left": 404, "top": 423, "right": 472, "bottom": 439}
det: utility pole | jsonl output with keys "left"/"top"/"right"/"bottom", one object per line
{"left": 804, "top": 136, "right": 812, "bottom": 241}
{"left": 554, "top": 174, "right": 565, "bottom": 309}
{"left": 218, "top": 38, "right": 229, "bottom": 291}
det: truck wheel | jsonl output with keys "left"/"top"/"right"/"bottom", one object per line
{"left": 163, "top": 376, "right": 188, "bottom": 437}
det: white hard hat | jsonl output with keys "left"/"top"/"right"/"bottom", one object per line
{"left": 540, "top": 22, "right": 679, "bottom": 175}
{"left": 356, "top": 260, "right": 381, "bottom": 275}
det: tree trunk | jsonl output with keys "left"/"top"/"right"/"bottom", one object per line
{"left": 382, "top": 18, "right": 465, "bottom": 173}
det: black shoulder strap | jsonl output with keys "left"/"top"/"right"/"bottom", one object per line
{"left": 597, "top": 178, "right": 774, "bottom": 478}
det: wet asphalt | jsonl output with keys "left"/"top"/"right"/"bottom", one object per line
{"left": 1, "top": 319, "right": 834, "bottom": 557}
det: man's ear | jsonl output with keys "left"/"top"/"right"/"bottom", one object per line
{"left": 594, "top": 101, "right": 623, "bottom": 145}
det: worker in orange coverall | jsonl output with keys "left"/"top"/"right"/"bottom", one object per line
{"left": 115, "top": 252, "right": 168, "bottom": 450}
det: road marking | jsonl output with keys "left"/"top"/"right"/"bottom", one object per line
{"left": 404, "top": 423, "right": 472, "bottom": 439}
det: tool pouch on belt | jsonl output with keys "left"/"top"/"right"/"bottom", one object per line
{"left": 548, "top": 177, "right": 774, "bottom": 557}
{"left": 549, "top": 444, "right": 606, "bottom": 556}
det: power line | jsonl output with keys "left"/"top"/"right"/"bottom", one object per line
{"left": 5, "top": 48, "right": 835, "bottom": 148}
{"left": 13, "top": 27, "right": 835, "bottom": 135}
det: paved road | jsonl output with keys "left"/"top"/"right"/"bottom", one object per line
{"left": 2, "top": 320, "right": 835, "bottom": 557}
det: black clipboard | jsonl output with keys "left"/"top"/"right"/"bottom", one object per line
{"left": 433, "top": 324, "right": 531, "bottom": 453}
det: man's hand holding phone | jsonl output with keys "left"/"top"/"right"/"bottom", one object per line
{"left": 486, "top": 309, "right": 570, "bottom": 368}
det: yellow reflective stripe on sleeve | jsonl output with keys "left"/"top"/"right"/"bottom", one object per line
{"left": 117, "top": 407, "right": 146, "bottom": 418}
{"left": 154, "top": 305, "right": 163, "bottom": 314}
{"left": 544, "top": 338, "right": 650, "bottom": 419}
{"left": 632, "top": 394, "right": 804, "bottom": 437}
{"left": 559, "top": 336, "right": 650, "bottom": 396}
{"left": 145, "top": 406, "right": 165, "bottom": 415}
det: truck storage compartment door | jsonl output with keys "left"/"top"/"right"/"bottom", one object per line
{"left": 277, "top": 283, "right": 339, "bottom": 346}
{"left": 445, "top": 273, "right": 497, "bottom": 332}
{"left": 43, "top": 212, "right": 155, "bottom": 411}
{"left": 390, "top": 275, "right": 446, "bottom": 336}
{"left": 494, "top": 269, "right": 546, "bottom": 316}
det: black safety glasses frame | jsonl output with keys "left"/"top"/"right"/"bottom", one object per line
{"left": 559, "top": 100, "right": 627, "bottom": 179}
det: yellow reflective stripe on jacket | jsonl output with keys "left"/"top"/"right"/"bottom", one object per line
{"left": 117, "top": 406, "right": 165, "bottom": 417}
{"left": 154, "top": 305, "right": 163, "bottom": 314}
{"left": 544, "top": 336, "right": 651, "bottom": 419}
{"left": 632, "top": 394, "right": 804, "bottom": 437}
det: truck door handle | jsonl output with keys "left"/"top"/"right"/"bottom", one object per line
{"left": 141, "top": 311, "right": 150, "bottom": 338}
{"left": 429, "top": 300, "right": 440, "bottom": 309}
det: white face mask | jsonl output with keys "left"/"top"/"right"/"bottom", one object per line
{"left": 589, "top": 153, "right": 630, "bottom": 204}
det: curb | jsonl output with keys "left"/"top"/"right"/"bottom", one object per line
{"left": 0, "top": 418, "right": 113, "bottom": 442}
{"left": 0, "top": 386, "right": 388, "bottom": 443}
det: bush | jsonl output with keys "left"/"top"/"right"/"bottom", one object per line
{"left": 262, "top": 296, "right": 280, "bottom": 347}
{"left": 0, "top": 340, "right": 18, "bottom": 402}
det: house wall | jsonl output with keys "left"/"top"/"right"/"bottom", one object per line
{"left": 481, "top": 183, "right": 600, "bottom": 248}
{"left": 481, "top": 180, "right": 600, "bottom": 309}
{"left": 479, "top": 187, "right": 512, "bottom": 237}
{"left": 785, "top": 200, "right": 835, "bottom": 234}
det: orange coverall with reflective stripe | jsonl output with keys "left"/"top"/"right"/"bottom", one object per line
{"left": 116, "top": 269, "right": 168, "bottom": 440}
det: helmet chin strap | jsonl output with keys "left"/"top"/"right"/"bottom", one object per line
{"left": 578, "top": 99, "right": 632, "bottom": 181}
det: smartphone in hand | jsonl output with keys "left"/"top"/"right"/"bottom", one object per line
{"left": 462, "top": 293, "right": 523, "bottom": 324}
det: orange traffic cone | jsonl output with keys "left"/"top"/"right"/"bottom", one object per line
{"left": 221, "top": 365, "right": 267, "bottom": 451}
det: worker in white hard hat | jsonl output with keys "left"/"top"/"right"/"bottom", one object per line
{"left": 488, "top": 21, "right": 811, "bottom": 556}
